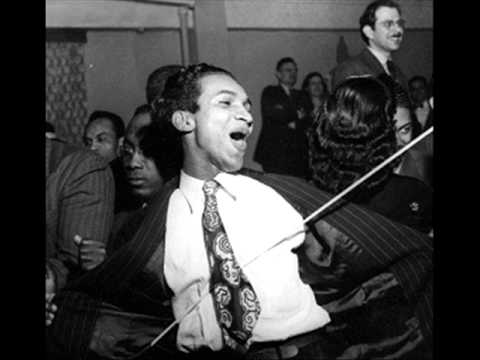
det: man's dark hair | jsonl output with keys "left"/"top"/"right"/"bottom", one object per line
{"left": 146, "top": 64, "right": 184, "bottom": 106}
{"left": 86, "top": 110, "right": 125, "bottom": 138}
{"left": 408, "top": 75, "right": 428, "bottom": 89}
{"left": 359, "top": 0, "right": 402, "bottom": 45}
{"left": 133, "top": 104, "right": 152, "bottom": 118}
{"left": 154, "top": 63, "right": 234, "bottom": 130}
{"left": 276, "top": 57, "right": 297, "bottom": 72}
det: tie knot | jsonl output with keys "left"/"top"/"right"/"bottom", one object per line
{"left": 386, "top": 60, "right": 396, "bottom": 77}
{"left": 203, "top": 179, "right": 220, "bottom": 197}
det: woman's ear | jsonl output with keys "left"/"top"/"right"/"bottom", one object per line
{"left": 171, "top": 111, "right": 195, "bottom": 132}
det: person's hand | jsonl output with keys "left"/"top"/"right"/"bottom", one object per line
{"left": 297, "top": 108, "right": 306, "bottom": 120}
{"left": 46, "top": 265, "right": 57, "bottom": 326}
{"left": 74, "top": 235, "right": 106, "bottom": 270}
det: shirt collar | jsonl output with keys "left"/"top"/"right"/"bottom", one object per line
{"left": 280, "top": 83, "right": 291, "bottom": 96}
{"left": 178, "top": 170, "right": 237, "bottom": 214}
{"left": 367, "top": 46, "right": 391, "bottom": 69}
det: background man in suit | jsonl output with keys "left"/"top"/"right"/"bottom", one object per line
{"left": 254, "top": 57, "right": 310, "bottom": 179}
{"left": 332, "top": 0, "right": 408, "bottom": 91}
{"left": 46, "top": 137, "right": 114, "bottom": 324}
{"left": 83, "top": 110, "right": 125, "bottom": 163}
{"left": 409, "top": 75, "right": 432, "bottom": 131}
{"left": 83, "top": 110, "right": 134, "bottom": 213}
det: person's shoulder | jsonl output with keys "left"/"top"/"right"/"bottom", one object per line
{"left": 262, "top": 85, "right": 281, "bottom": 95}
{"left": 224, "top": 171, "right": 283, "bottom": 197}
{"left": 389, "top": 174, "right": 432, "bottom": 196}
{"left": 53, "top": 143, "right": 110, "bottom": 177}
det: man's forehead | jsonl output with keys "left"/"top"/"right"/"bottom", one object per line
{"left": 199, "top": 73, "right": 247, "bottom": 98}
{"left": 375, "top": 6, "right": 401, "bottom": 20}
{"left": 87, "top": 118, "right": 116, "bottom": 133}
{"left": 411, "top": 81, "right": 426, "bottom": 88}
{"left": 279, "top": 62, "right": 297, "bottom": 71}
{"left": 125, "top": 132, "right": 140, "bottom": 146}
{"left": 127, "top": 113, "right": 151, "bottom": 133}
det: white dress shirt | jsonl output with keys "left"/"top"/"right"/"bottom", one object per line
{"left": 164, "top": 171, "right": 330, "bottom": 352}
{"left": 368, "top": 46, "right": 391, "bottom": 75}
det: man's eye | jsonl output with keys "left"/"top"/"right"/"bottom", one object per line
{"left": 219, "top": 100, "right": 232, "bottom": 106}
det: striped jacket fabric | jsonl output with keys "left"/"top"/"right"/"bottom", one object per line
{"left": 47, "top": 169, "right": 432, "bottom": 359}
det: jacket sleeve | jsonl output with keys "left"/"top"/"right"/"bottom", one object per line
{"left": 47, "top": 151, "right": 114, "bottom": 291}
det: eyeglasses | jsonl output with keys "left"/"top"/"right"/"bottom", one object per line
{"left": 377, "top": 19, "right": 406, "bottom": 30}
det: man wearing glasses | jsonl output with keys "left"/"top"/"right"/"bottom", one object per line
{"left": 332, "top": 0, "right": 408, "bottom": 91}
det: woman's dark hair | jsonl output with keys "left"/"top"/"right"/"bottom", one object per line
{"left": 308, "top": 76, "right": 398, "bottom": 201}
{"left": 301, "top": 72, "right": 329, "bottom": 97}
{"left": 377, "top": 73, "right": 422, "bottom": 137}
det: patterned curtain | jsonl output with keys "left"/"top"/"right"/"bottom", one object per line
{"left": 46, "top": 33, "right": 87, "bottom": 145}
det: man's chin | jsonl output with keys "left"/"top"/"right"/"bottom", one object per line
{"left": 220, "top": 159, "right": 244, "bottom": 173}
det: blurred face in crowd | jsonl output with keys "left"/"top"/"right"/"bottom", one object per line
{"left": 409, "top": 79, "right": 428, "bottom": 105}
{"left": 121, "top": 112, "right": 164, "bottom": 199}
{"left": 84, "top": 118, "right": 119, "bottom": 163}
{"left": 276, "top": 61, "right": 298, "bottom": 88}
{"left": 364, "top": 6, "right": 404, "bottom": 56}
{"left": 393, "top": 107, "right": 413, "bottom": 148}
{"left": 307, "top": 75, "right": 326, "bottom": 99}
{"left": 177, "top": 73, "right": 253, "bottom": 178}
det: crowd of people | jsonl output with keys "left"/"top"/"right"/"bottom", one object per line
{"left": 45, "top": 1, "right": 433, "bottom": 359}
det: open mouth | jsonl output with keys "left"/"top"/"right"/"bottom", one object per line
{"left": 391, "top": 35, "right": 402, "bottom": 42}
{"left": 229, "top": 130, "right": 249, "bottom": 151}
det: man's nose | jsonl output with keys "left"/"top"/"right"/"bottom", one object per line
{"left": 127, "top": 152, "right": 144, "bottom": 169}
{"left": 237, "top": 108, "right": 253, "bottom": 127}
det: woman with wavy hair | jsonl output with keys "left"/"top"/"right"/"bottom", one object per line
{"left": 308, "top": 76, "right": 432, "bottom": 233}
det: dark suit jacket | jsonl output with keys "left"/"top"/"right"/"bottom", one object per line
{"left": 48, "top": 171, "right": 432, "bottom": 359}
{"left": 46, "top": 138, "right": 115, "bottom": 291}
{"left": 254, "top": 85, "right": 310, "bottom": 178}
{"left": 331, "top": 48, "right": 408, "bottom": 91}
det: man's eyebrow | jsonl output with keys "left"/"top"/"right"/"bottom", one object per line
{"left": 215, "top": 90, "right": 236, "bottom": 97}
{"left": 215, "top": 90, "right": 252, "bottom": 107}
{"left": 95, "top": 132, "right": 109, "bottom": 138}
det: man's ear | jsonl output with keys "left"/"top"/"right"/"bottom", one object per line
{"left": 171, "top": 110, "right": 195, "bottom": 132}
{"left": 116, "top": 137, "right": 124, "bottom": 156}
{"left": 362, "top": 25, "right": 374, "bottom": 42}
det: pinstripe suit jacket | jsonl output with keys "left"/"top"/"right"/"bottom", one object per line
{"left": 48, "top": 170, "right": 432, "bottom": 359}
{"left": 46, "top": 138, "right": 115, "bottom": 291}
